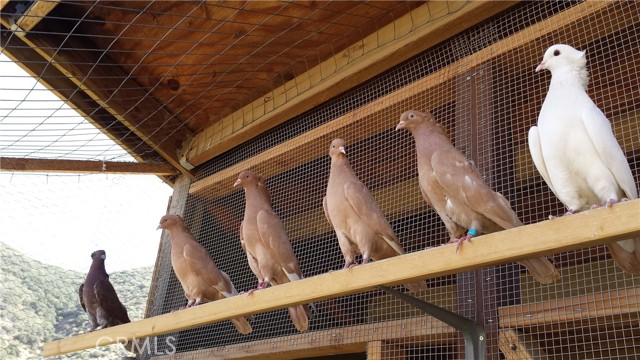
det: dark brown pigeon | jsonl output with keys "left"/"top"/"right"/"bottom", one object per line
{"left": 397, "top": 110, "right": 560, "bottom": 284}
{"left": 79, "top": 250, "right": 131, "bottom": 331}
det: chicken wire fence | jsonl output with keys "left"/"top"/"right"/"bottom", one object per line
{"left": 0, "top": 1, "right": 638, "bottom": 360}
{"left": 0, "top": 0, "right": 437, "bottom": 166}
{"left": 145, "top": 1, "right": 640, "bottom": 360}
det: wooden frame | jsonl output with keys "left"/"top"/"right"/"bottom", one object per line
{"left": 152, "top": 317, "right": 457, "bottom": 360}
{"left": 9, "top": 0, "right": 60, "bottom": 33}
{"left": 498, "top": 287, "right": 640, "bottom": 330}
{"left": 43, "top": 199, "right": 640, "bottom": 356}
{"left": 0, "top": 157, "right": 177, "bottom": 175}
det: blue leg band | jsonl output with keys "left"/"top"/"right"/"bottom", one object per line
{"left": 467, "top": 228, "right": 477, "bottom": 237}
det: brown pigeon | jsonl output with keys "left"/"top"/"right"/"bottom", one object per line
{"left": 397, "top": 110, "right": 560, "bottom": 284}
{"left": 79, "top": 250, "right": 130, "bottom": 331}
{"left": 157, "top": 215, "right": 252, "bottom": 334}
{"left": 324, "top": 138, "right": 427, "bottom": 292}
{"left": 234, "top": 170, "right": 310, "bottom": 332}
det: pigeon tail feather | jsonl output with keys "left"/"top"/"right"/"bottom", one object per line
{"left": 288, "top": 305, "right": 309, "bottom": 332}
{"left": 607, "top": 238, "right": 640, "bottom": 274}
{"left": 230, "top": 317, "right": 253, "bottom": 334}
{"left": 517, "top": 257, "right": 561, "bottom": 284}
{"left": 403, "top": 280, "right": 428, "bottom": 293}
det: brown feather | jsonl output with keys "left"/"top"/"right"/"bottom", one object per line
{"left": 325, "top": 139, "right": 427, "bottom": 292}
{"left": 607, "top": 239, "right": 640, "bottom": 274}
{"left": 235, "top": 170, "right": 310, "bottom": 332}
{"left": 157, "top": 215, "right": 252, "bottom": 334}
{"left": 80, "top": 250, "right": 130, "bottom": 331}
{"left": 398, "top": 110, "right": 560, "bottom": 284}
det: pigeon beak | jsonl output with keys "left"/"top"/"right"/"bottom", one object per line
{"left": 233, "top": 178, "right": 242, "bottom": 187}
{"left": 338, "top": 146, "right": 346, "bottom": 155}
{"left": 156, "top": 224, "right": 162, "bottom": 230}
{"left": 535, "top": 61, "right": 546, "bottom": 73}
{"left": 395, "top": 121, "right": 406, "bottom": 131}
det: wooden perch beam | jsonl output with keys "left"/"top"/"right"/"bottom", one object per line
{"left": 499, "top": 286, "right": 640, "bottom": 330}
{"left": 43, "top": 199, "right": 640, "bottom": 356}
{"left": 183, "top": 1, "right": 518, "bottom": 167}
{"left": 0, "top": 157, "right": 178, "bottom": 175}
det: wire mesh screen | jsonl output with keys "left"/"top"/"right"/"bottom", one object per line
{"left": 146, "top": 1, "right": 640, "bottom": 360}
{"left": 0, "top": 0, "right": 431, "bottom": 168}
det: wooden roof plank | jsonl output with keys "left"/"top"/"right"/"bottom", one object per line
{"left": 183, "top": 1, "right": 518, "bottom": 167}
{"left": 0, "top": 157, "right": 178, "bottom": 175}
{"left": 43, "top": 199, "right": 640, "bottom": 356}
{"left": 14, "top": 0, "right": 61, "bottom": 32}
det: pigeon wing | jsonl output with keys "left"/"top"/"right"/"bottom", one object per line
{"left": 432, "top": 149, "right": 519, "bottom": 230}
{"left": 256, "top": 209, "right": 302, "bottom": 280}
{"left": 528, "top": 126, "right": 559, "bottom": 198}
{"left": 343, "top": 181, "right": 404, "bottom": 256}
{"left": 78, "top": 284, "right": 86, "bottom": 312}
{"left": 94, "top": 279, "right": 130, "bottom": 324}
{"left": 581, "top": 104, "right": 638, "bottom": 200}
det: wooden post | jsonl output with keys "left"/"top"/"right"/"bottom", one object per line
{"left": 144, "top": 175, "right": 192, "bottom": 354}
{"left": 367, "top": 341, "right": 406, "bottom": 360}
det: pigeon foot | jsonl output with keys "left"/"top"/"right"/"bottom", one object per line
{"left": 549, "top": 209, "right": 575, "bottom": 220}
{"left": 449, "top": 234, "right": 473, "bottom": 253}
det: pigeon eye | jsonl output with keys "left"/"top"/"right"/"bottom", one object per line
{"left": 553, "top": 49, "right": 560, "bottom": 56}
{"left": 409, "top": 113, "right": 415, "bottom": 119}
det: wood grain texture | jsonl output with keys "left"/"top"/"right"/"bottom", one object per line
{"left": 151, "top": 317, "right": 454, "bottom": 360}
{"left": 498, "top": 329, "right": 549, "bottom": 360}
{"left": 499, "top": 286, "right": 640, "bottom": 329}
{"left": 43, "top": 199, "right": 640, "bottom": 356}
{"left": 14, "top": 0, "right": 60, "bottom": 32}
{"left": 63, "top": 1, "right": 424, "bottom": 134}
{"left": 184, "top": 1, "right": 517, "bottom": 166}
{"left": 0, "top": 157, "right": 177, "bottom": 175}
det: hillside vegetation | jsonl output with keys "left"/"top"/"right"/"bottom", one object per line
{"left": 0, "top": 242, "right": 152, "bottom": 359}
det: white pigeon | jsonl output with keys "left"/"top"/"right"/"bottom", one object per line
{"left": 528, "top": 44, "right": 639, "bottom": 274}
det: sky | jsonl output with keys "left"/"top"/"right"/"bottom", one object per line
{"left": 0, "top": 54, "right": 174, "bottom": 273}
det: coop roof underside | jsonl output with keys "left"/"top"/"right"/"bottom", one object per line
{"left": 0, "top": 1, "right": 515, "bottom": 185}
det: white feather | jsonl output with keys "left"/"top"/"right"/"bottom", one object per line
{"left": 530, "top": 44, "right": 637, "bottom": 255}
{"left": 528, "top": 126, "right": 558, "bottom": 198}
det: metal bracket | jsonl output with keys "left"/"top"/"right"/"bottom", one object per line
{"left": 378, "top": 286, "right": 486, "bottom": 360}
